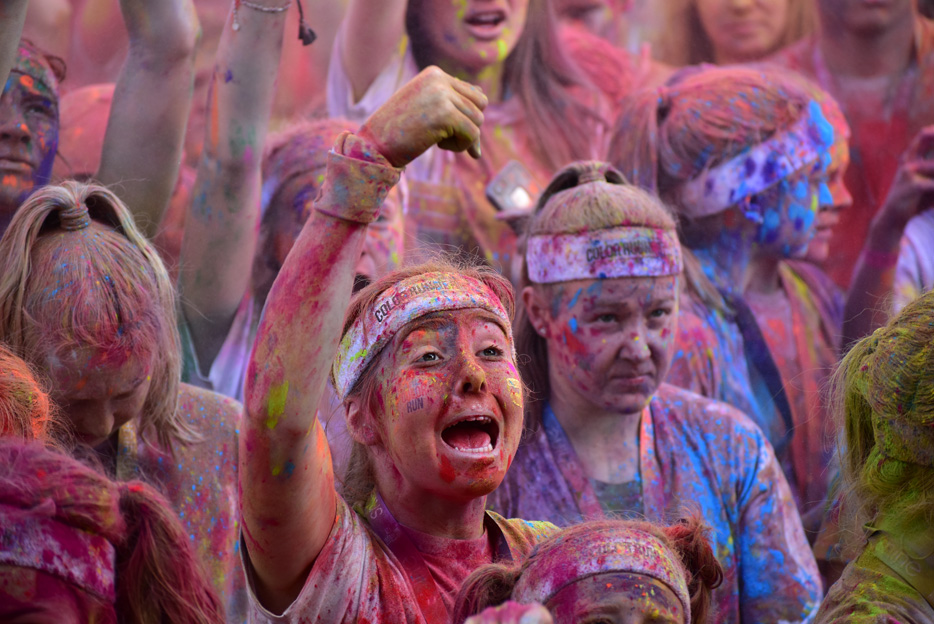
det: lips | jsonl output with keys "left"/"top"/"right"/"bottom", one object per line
{"left": 441, "top": 414, "right": 500, "bottom": 454}
{"left": 464, "top": 9, "right": 507, "bottom": 41}
{"left": 0, "top": 157, "right": 34, "bottom": 173}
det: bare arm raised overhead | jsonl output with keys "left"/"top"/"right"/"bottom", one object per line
{"left": 843, "top": 126, "right": 934, "bottom": 347}
{"left": 0, "top": 0, "right": 29, "bottom": 88}
{"left": 240, "top": 66, "right": 486, "bottom": 614}
{"left": 96, "top": 0, "right": 198, "bottom": 238}
{"left": 338, "top": 0, "right": 406, "bottom": 101}
{"left": 179, "top": 0, "right": 288, "bottom": 374}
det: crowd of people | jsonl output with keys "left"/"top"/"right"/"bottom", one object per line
{"left": 1, "top": 0, "right": 933, "bottom": 622}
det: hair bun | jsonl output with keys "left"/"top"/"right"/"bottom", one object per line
{"left": 58, "top": 204, "right": 91, "bottom": 231}
{"left": 577, "top": 163, "right": 612, "bottom": 185}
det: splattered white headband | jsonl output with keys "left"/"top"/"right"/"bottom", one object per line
{"left": 526, "top": 227, "right": 682, "bottom": 284}
{"left": 678, "top": 100, "right": 834, "bottom": 218}
{"left": 512, "top": 528, "right": 690, "bottom": 614}
{"left": 0, "top": 506, "right": 116, "bottom": 603}
{"left": 332, "top": 272, "right": 514, "bottom": 400}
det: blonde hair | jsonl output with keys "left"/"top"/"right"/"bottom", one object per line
{"left": 516, "top": 161, "right": 678, "bottom": 429}
{"left": 0, "top": 342, "right": 63, "bottom": 444}
{"left": 832, "top": 289, "right": 934, "bottom": 550}
{"left": 652, "top": 0, "right": 817, "bottom": 66}
{"left": 0, "top": 181, "right": 194, "bottom": 450}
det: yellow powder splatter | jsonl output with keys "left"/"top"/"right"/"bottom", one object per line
{"left": 265, "top": 381, "right": 289, "bottom": 429}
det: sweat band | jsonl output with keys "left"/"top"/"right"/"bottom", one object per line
{"left": 526, "top": 227, "right": 682, "bottom": 284}
{"left": 0, "top": 506, "right": 116, "bottom": 603}
{"left": 332, "top": 271, "right": 514, "bottom": 400}
{"left": 679, "top": 100, "right": 834, "bottom": 218}
{"left": 512, "top": 527, "right": 691, "bottom": 615}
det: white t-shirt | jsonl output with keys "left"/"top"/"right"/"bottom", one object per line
{"left": 894, "top": 209, "right": 934, "bottom": 313}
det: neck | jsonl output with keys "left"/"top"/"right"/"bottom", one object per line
{"left": 745, "top": 255, "right": 782, "bottom": 295}
{"left": 873, "top": 513, "right": 934, "bottom": 607}
{"left": 373, "top": 462, "right": 488, "bottom": 539}
{"left": 819, "top": 11, "right": 916, "bottom": 78}
{"left": 437, "top": 60, "right": 506, "bottom": 103}
{"left": 689, "top": 218, "right": 757, "bottom": 297}
{"left": 547, "top": 382, "right": 642, "bottom": 484}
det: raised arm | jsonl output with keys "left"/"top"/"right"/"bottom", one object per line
{"left": 240, "top": 67, "right": 486, "bottom": 613}
{"left": 338, "top": 0, "right": 406, "bottom": 102}
{"left": 178, "top": 0, "right": 288, "bottom": 375}
{"left": 0, "top": 0, "right": 29, "bottom": 88}
{"left": 843, "top": 127, "right": 934, "bottom": 347}
{"left": 96, "top": 0, "right": 198, "bottom": 238}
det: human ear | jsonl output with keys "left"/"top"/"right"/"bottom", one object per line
{"left": 344, "top": 398, "right": 381, "bottom": 446}
{"left": 522, "top": 285, "right": 550, "bottom": 338}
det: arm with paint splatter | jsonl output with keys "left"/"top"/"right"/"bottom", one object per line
{"left": 240, "top": 67, "right": 487, "bottom": 613}
{"left": 95, "top": 0, "right": 199, "bottom": 239}
{"left": 844, "top": 127, "right": 934, "bottom": 347}
{"left": 339, "top": 0, "right": 406, "bottom": 102}
{"left": 179, "top": 0, "right": 288, "bottom": 376}
{"left": 0, "top": 0, "right": 29, "bottom": 89}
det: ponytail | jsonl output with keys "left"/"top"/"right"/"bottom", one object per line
{"left": 609, "top": 86, "right": 665, "bottom": 194}
{"left": 663, "top": 514, "right": 724, "bottom": 624}
{"left": 115, "top": 481, "right": 224, "bottom": 624}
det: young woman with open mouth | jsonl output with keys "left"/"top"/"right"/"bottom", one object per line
{"left": 239, "top": 66, "right": 556, "bottom": 623}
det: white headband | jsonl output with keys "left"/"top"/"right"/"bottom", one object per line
{"left": 678, "top": 100, "right": 834, "bottom": 218}
{"left": 332, "top": 272, "right": 514, "bottom": 400}
{"left": 0, "top": 506, "right": 116, "bottom": 603}
{"left": 526, "top": 227, "right": 682, "bottom": 284}
{"left": 512, "top": 528, "right": 690, "bottom": 615}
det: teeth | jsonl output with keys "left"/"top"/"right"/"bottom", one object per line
{"left": 456, "top": 443, "right": 494, "bottom": 454}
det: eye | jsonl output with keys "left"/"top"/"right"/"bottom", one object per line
{"left": 481, "top": 345, "right": 504, "bottom": 358}
{"left": 596, "top": 313, "right": 617, "bottom": 323}
{"left": 649, "top": 307, "right": 671, "bottom": 319}
{"left": 416, "top": 351, "right": 440, "bottom": 363}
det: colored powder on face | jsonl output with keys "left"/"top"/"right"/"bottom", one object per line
{"left": 265, "top": 381, "right": 289, "bottom": 429}
{"left": 569, "top": 318, "right": 579, "bottom": 333}
{"left": 497, "top": 38, "right": 509, "bottom": 62}
{"left": 439, "top": 454, "right": 456, "bottom": 483}
{"left": 568, "top": 288, "right": 583, "bottom": 309}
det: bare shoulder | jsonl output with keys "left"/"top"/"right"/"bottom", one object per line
{"left": 177, "top": 383, "right": 243, "bottom": 440}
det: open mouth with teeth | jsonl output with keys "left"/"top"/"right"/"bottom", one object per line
{"left": 441, "top": 416, "right": 500, "bottom": 454}
{"left": 464, "top": 10, "right": 507, "bottom": 38}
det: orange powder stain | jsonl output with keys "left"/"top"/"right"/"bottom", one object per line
{"left": 439, "top": 454, "right": 456, "bottom": 483}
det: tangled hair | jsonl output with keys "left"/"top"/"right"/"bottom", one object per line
{"left": 0, "top": 439, "right": 223, "bottom": 623}
{"left": 255, "top": 118, "right": 358, "bottom": 308}
{"left": 405, "top": 0, "right": 605, "bottom": 171}
{"left": 0, "top": 343, "right": 64, "bottom": 444}
{"left": 652, "top": 0, "right": 816, "bottom": 66}
{"left": 515, "top": 161, "right": 678, "bottom": 429}
{"left": 453, "top": 515, "right": 723, "bottom": 624}
{"left": 831, "top": 289, "right": 934, "bottom": 550}
{"left": 335, "top": 257, "right": 517, "bottom": 509}
{"left": 0, "top": 181, "right": 193, "bottom": 451}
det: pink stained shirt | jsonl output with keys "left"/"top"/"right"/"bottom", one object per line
{"left": 241, "top": 498, "right": 557, "bottom": 623}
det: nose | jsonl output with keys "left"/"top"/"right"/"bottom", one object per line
{"left": 616, "top": 326, "right": 651, "bottom": 363}
{"left": 828, "top": 179, "right": 852, "bottom": 209}
{"left": 457, "top": 354, "right": 487, "bottom": 395}
{"left": 67, "top": 401, "right": 116, "bottom": 445}
{"left": 727, "top": 0, "right": 754, "bottom": 10}
{"left": 0, "top": 95, "right": 30, "bottom": 145}
{"left": 818, "top": 182, "right": 833, "bottom": 208}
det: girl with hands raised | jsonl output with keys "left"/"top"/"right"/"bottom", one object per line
{"left": 240, "top": 67, "right": 554, "bottom": 623}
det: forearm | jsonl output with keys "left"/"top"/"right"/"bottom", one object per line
{"left": 96, "top": 0, "right": 198, "bottom": 238}
{"left": 842, "top": 216, "right": 907, "bottom": 348}
{"left": 0, "top": 0, "right": 29, "bottom": 88}
{"left": 179, "top": 0, "right": 288, "bottom": 371}
{"left": 339, "top": 0, "right": 406, "bottom": 101}
{"left": 241, "top": 136, "right": 400, "bottom": 603}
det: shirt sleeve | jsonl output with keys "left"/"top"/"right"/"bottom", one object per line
{"left": 734, "top": 422, "right": 823, "bottom": 623}
{"left": 893, "top": 215, "right": 929, "bottom": 314}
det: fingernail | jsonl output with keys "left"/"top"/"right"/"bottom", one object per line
{"left": 470, "top": 142, "right": 482, "bottom": 159}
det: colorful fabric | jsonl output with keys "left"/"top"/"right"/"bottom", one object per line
{"left": 768, "top": 18, "right": 934, "bottom": 289}
{"left": 526, "top": 227, "right": 682, "bottom": 284}
{"left": 332, "top": 272, "right": 515, "bottom": 400}
{"left": 679, "top": 101, "right": 835, "bottom": 218}
{"left": 242, "top": 498, "right": 557, "bottom": 623}
{"left": 748, "top": 260, "right": 843, "bottom": 513}
{"left": 511, "top": 525, "right": 691, "bottom": 613}
{"left": 894, "top": 209, "right": 934, "bottom": 314}
{"left": 116, "top": 384, "right": 246, "bottom": 621}
{"left": 487, "top": 383, "right": 822, "bottom": 623}
{"left": 0, "top": 507, "right": 116, "bottom": 603}
{"left": 815, "top": 548, "right": 934, "bottom": 623}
